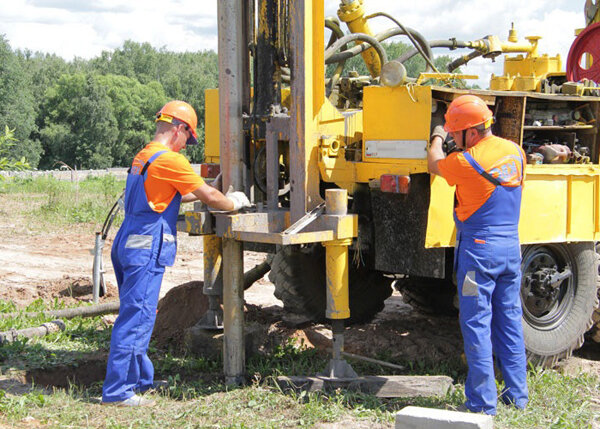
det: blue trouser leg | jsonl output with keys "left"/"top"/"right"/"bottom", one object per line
{"left": 102, "top": 258, "right": 164, "bottom": 402}
{"left": 457, "top": 234, "right": 528, "bottom": 415}
{"left": 491, "top": 241, "right": 528, "bottom": 409}
{"left": 457, "top": 251, "right": 498, "bottom": 415}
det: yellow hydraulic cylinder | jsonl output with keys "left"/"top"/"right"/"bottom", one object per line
{"left": 323, "top": 238, "right": 352, "bottom": 319}
{"left": 323, "top": 189, "right": 351, "bottom": 320}
{"left": 337, "top": 0, "right": 381, "bottom": 77}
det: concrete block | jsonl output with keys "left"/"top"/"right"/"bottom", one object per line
{"left": 395, "top": 406, "right": 493, "bottom": 429}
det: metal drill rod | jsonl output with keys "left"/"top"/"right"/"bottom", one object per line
{"left": 218, "top": 0, "right": 247, "bottom": 385}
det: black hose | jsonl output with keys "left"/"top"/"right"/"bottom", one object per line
{"left": 325, "top": 32, "right": 388, "bottom": 67}
{"left": 325, "top": 17, "right": 347, "bottom": 92}
{"left": 364, "top": 12, "right": 437, "bottom": 73}
{"left": 397, "top": 39, "right": 471, "bottom": 63}
{"left": 101, "top": 191, "right": 124, "bottom": 239}
{"left": 326, "top": 27, "right": 430, "bottom": 66}
{"left": 447, "top": 50, "right": 484, "bottom": 72}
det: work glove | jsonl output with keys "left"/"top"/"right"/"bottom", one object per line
{"left": 430, "top": 125, "right": 447, "bottom": 144}
{"left": 226, "top": 190, "right": 251, "bottom": 211}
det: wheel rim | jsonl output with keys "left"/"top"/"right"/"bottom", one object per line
{"left": 521, "top": 245, "right": 576, "bottom": 331}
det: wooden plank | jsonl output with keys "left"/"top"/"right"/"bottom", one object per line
{"left": 432, "top": 85, "right": 600, "bottom": 102}
{"left": 277, "top": 375, "right": 453, "bottom": 398}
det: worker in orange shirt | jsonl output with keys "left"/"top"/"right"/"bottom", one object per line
{"left": 427, "top": 95, "right": 528, "bottom": 415}
{"left": 102, "top": 101, "right": 250, "bottom": 406}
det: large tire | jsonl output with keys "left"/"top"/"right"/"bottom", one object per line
{"left": 269, "top": 245, "right": 393, "bottom": 325}
{"left": 393, "top": 276, "right": 457, "bottom": 316}
{"left": 589, "top": 243, "right": 600, "bottom": 342}
{"left": 521, "top": 242, "right": 600, "bottom": 367}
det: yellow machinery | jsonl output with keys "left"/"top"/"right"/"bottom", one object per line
{"left": 186, "top": 0, "right": 600, "bottom": 384}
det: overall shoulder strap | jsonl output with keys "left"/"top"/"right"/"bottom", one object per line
{"left": 463, "top": 152, "right": 502, "bottom": 187}
{"left": 140, "top": 150, "right": 168, "bottom": 178}
{"left": 509, "top": 141, "right": 525, "bottom": 185}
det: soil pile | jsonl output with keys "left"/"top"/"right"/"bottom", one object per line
{"left": 152, "top": 281, "right": 208, "bottom": 348}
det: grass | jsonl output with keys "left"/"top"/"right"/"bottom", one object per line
{"left": 0, "top": 177, "right": 598, "bottom": 427}
{"left": 0, "top": 299, "right": 598, "bottom": 428}
{"left": 0, "top": 175, "right": 125, "bottom": 230}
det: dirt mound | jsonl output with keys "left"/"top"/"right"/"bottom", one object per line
{"left": 152, "top": 281, "right": 208, "bottom": 349}
{"left": 0, "top": 275, "right": 118, "bottom": 307}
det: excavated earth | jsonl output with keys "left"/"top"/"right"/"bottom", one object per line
{"left": 1, "top": 223, "right": 600, "bottom": 391}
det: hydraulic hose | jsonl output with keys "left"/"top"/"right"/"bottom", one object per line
{"left": 397, "top": 39, "right": 471, "bottom": 63}
{"left": 325, "top": 17, "right": 347, "bottom": 92}
{"left": 326, "top": 27, "right": 431, "bottom": 67}
{"left": 325, "top": 33, "right": 388, "bottom": 68}
{"left": 447, "top": 50, "right": 484, "bottom": 72}
{"left": 101, "top": 191, "right": 124, "bottom": 240}
{"left": 364, "top": 12, "right": 437, "bottom": 73}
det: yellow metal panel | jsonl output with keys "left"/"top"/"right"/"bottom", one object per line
{"left": 519, "top": 174, "right": 568, "bottom": 243}
{"left": 362, "top": 85, "right": 431, "bottom": 164}
{"left": 596, "top": 175, "right": 600, "bottom": 240}
{"left": 426, "top": 166, "right": 600, "bottom": 248}
{"left": 312, "top": 1, "right": 325, "bottom": 118}
{"left": 567, "top": 175, "right": 595, "bottom": 240}
{"left": 204, "top": 88, "right": 220, "bottom": 162}
{"left": 425, "top": 175, "right": 456, "bottom": 248}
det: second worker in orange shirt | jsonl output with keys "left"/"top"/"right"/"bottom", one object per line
{"left": 427, "top": 95, "right": 528, "bottom": 415}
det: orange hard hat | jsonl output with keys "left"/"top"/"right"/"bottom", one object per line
{"left": 156, "top": 100, "right": 199, "bottom": 145}
{"left": 443, "top": 95, "right": 494, "bottom": 133}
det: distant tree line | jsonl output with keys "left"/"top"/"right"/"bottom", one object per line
{"left": 0, "top": 37, "right": 217, "bottom": 169}
{"left": 0, "top": 35, "right": 459, "bottom": 170}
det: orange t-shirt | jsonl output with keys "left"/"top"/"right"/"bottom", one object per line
{"left": 130, "top": 141, "right": 205, "bottom": 213}
{"left": 438, "top": 135, "right": 525, "bottom": 222}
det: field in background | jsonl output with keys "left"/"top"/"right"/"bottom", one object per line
{"left": 0, "top": 176, "right": 598, "bottom": 428}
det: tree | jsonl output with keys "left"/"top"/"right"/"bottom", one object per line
{"left": 0, "top": 36, "right": 41, "bottom": 167}
{"left": 96, "top": 74, "right": 167, "bottom": 165}
{"left": 39, "top": 73, "right": 118, "bottom": 169}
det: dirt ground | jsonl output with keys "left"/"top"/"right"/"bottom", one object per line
{"left": 1, "top": 223, "right": 600, "bottom": 379}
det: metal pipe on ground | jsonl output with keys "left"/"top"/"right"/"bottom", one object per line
{"left": 0, "top": 320, "right": 65, "bottom": 344}
{"left": 0, "top": 301, "right": 120, "bottom": 320}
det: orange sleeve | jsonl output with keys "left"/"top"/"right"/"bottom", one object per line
{"left": 151, "top": 153, "right": 205, "bottom": 196}
{"left": 437, "top": 152, "right": 473, "bottom": 186}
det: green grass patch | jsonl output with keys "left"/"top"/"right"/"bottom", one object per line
{"left": 0, "top": 299, "right": 111, "bottom": 374}
{"left": 0, "top": 175, "right": 124, "bottom": 228}
{"left": 0, "top": 299, "right": 599, "bottom": 427}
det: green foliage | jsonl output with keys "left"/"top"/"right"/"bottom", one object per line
{"left": 0, "top": 36, "right": 41, "bottom": 167}
{"left": 95, "top": 74, "right": 167, "bottom": 165}
{"left": 0, "top": 127, "right": 31, "bottom": 173}
{"left": 39, "top": 73, "right": 118, "bottom": 169}
{"left": 0, "top": 175, "right": 124, "bottom": 226}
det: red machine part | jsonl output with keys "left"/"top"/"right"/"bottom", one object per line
{"left": 200, "top": 163, "right": 220, "bottom": 178}
{"left": 566, "top": 22, "right": 600, "bottom": 83}
{"left": 380, "top": 174, "right": 410, "bottom": 194}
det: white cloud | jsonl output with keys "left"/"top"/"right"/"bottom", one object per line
{"left": 0, "top": 0, "right": 589, "bottom": 87}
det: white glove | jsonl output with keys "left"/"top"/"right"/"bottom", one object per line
{"left": 430, "top": 125, "right": 447, "bottom": 144}
{"left": 226, "top": 191, "right": 251, "bottom": 211}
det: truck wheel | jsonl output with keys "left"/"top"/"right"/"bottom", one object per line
{"left": 269, "top": 244, "right": 393, "bottom": 325}
{"left": 521, "top": 242, "right": 600, "bottom": 367}
{"left": 393, "top": 276, "right": 458, "bottom": 316}
{"left": 588, "top": 243, "right": 600, "bottom": 343}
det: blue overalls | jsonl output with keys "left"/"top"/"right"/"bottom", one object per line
{"left": 102, "top": 150, "right": 180, "bottom": 403}
{"left": 454, "top": 147, "right": 528, "bottom": 415}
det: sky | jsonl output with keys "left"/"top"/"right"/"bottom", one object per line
{"left": 0, "top": 0, "right": 587, "bottom": 88}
